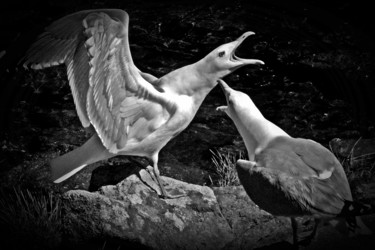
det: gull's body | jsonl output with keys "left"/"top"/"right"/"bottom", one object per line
{"left": 22, "top": 9, "right": 263, "bottom": 197}
{"left": 217, "top": 80, "right": 372, "bottom": 244}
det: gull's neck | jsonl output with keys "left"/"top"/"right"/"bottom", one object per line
{"left": 231, "top": 100, "right": 289, "bottom": 161}
{"left": 157, "top": 62, "right": 218, "bottom": 106}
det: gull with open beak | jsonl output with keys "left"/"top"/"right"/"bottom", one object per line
{"left": 22, "top": 9, "right": 264, "bottom": 198}
{"left": 216, "top": 79, "right": 372, "bottom": 245}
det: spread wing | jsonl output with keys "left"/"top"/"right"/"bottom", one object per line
{"left": 23, "top": 9, "right": 175, "bottom": 153}
{"left": 23, "top": 9, "right": 99, "bottom": 127}
{"left": 250, "top": 137, "right": 353, "bottom": 216}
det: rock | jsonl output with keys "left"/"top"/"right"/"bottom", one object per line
{"left": 5, "top": 164, "right": 375, "bottom": 250}
{"left": 62, "top": 169, "right": 301, "bottom": 250}
{"left": 62, "top": 170, "right": 234, "bottom": 250}
{"left": 213, "top": 186, "right": 293, "bottom": 249}
{"left": 64, "top": 170, "right": 375, "bottom": 250}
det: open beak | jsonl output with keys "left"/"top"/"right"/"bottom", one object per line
{"left": 230, "top": 31, "right": 264, "bottom": 66}
{"left": 218, "top": 79, "right": 231, "bottom": 93}
{"left": 216, "top": 79, "right": 231, "bottom": 112}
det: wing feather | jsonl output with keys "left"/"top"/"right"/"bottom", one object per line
{"left": 254, "top": 137, "right": 353, "bottom": 216}
{"left": 23, "top": 9, "right": 166, "bottom": 143}
{"left": 263, "top": 137, "right": 339, "bottom": 178}
{"left": 65, "top": 42, "right": 91, "bottom": 127}
{"left": 292, "top": 138, "right": 336, "bottom": 177}
{"left": 22, "top": 10, "right": 100, "bottom": 126}
{"left": 82, "top": 11, "right": 174, "bottom": 153}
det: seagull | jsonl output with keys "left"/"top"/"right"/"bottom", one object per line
{"left": 216, "top": 79, "right": 372, "bottom": 244}
{"left": 22, "top": 9, "right": 264, "bottom": 198}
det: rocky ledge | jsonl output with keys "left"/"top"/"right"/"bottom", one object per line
{"left": 62, "top": 169, "right": 375, "bottom": 250}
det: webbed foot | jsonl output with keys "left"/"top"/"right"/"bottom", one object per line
{"left": 139, "top": 166, "right": 186, "bottom": 199}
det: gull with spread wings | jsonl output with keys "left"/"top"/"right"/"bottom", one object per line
{"left": 22, "top": 9, "right": 264, "bottom": 198}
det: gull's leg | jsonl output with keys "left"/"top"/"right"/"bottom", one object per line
{"left": 291, "top": 217, "right": 299, "bottom": 249}
{"left": 128, "top": 156, "right": 162, "bottom": 195}
{"left": 152, "top": 160, "right": 168, "bottom": 198}
{"left": 290, "top": 217, "right": 318, "bottom": 249}
{"left": 299, "top": 218, "right": 320, "bottom": 246}
{"left": 309, "top": 218, "right": 319, "bottom": 242}
{"left": 151, "top": 155, "right": 185, "bottom": 199}
{"left": 133, "top": 154, "right": 185, "bottom": 199}
{"left": 146, "top": 165, "right": 157, "bottom": 183}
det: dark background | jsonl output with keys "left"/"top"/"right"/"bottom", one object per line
{"left": 1, "top": 0, "right": 375, "bottom": 185}
{"left": 0, "top": 0, "right": 375, "bottom": 249}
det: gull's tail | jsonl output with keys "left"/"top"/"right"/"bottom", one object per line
{"left": 51, "top": 133, "right": 113, "bottom": 183}
{"left": 339, "top": 200, "right": 374, "bottom": 236}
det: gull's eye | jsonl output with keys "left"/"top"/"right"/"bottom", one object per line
{"left": 218, "top": 51, "right": 225, "bottom": 57}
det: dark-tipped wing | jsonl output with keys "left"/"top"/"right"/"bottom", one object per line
{"left": 252, "top": 137, "right": 353, "bottom": 216}
{"left": 286, "top": 138, "right": 353, "bottom": 200}
{"left": 23, "top": 9, "right": 174, "bottom": 153}
{"left": 292, "top": 138, "right": 338, "bottom": 178}
{"left": 23, "top": 9, "right": 99, "bottom": 127}
{"left": 23, "top": 9, "right": 92, "bottom": 69}
{"left": 23, "top": 9, "right": 133, "bottom": 127}
{"left": 244, "top": 165, "right": 347, "bottom": 216}
{"left": 263, "top": 136, "right": 344, "bottom": 180}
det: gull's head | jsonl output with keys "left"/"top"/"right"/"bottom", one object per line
{"left": 201, "top": 31, "right": 264, "bottom": 79}
{"left": 216, "top": 79, "right": 253, "bottom": 119}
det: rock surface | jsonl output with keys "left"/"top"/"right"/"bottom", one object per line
{"left": 63, "top": 170, "right": 296, "bottom": 249}
{"left": 63, "top": 170, "right": 234, "bottom": 250}
{"left": 62, "top": 169, "right": 375, "bottom": 250}
{"left": 212, "top": 186, "right": 293, "bottom": 249}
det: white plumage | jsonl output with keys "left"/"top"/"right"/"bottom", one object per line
{"left": 217, "top": 79, "right": 372, "bottom": 244}
{"left": 23, "top": 9, "right": 264, "bottom": 198}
